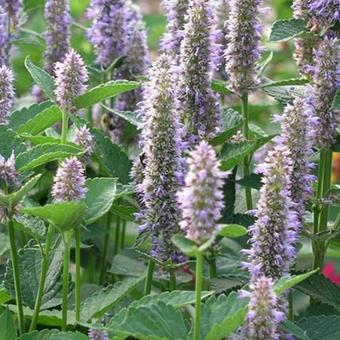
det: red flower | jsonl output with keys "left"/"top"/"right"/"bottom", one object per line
{"left": 323, "top": 262, "right": 340, "bottom": 285}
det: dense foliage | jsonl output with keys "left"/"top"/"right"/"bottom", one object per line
{"left": 0, "top": 0, "right": 339, "bottom": 339}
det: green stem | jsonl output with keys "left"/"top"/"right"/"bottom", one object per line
{"left": 120, "top": 220, "right": 126, "bottom": 249}
{"left": 241, "top": 94, "right": 253, "bottom": 210}
{"left": 288, "top": 290, "right": 294, "bottom": 321}
{"left": 75, "top": 227, "right": 81, "bottom": 322}
{"left": 169, "top": 268, "right": 176, "bottom": 291}
{"left": 208, "top": 258, "right": 217, "bottom": 279}
{"left": 61, "top": 111, "right": 69, "bottom": 145}
{"left": 8, "top": 219, "right": 25, "bottom": 335}
{"left": 193, "top": 252, "right": 203, "bottom": 340}
{"left": 114, "top": 217, "right": 121, "bottom": 256}
{"left": 62, "top": 236, "right": 70, "bottom": 331}
{"left": 99, "top": 213, "right": 111, "bottom": 284}
{"left": 144, "top": 260, "right": 155, "bottom": 295}
{"left": 29, "top": 225, "right": 54, "bottom": 332}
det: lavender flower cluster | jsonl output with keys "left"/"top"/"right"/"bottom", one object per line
{"left": 0, "top": 6, "right": 9, "bottom": 66}
{"left": 0, "top": 65, "right": 15, "bottom": 124}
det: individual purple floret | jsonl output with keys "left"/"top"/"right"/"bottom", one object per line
{"left": 275, "top": 97, "right": 316, "bottom": 224}
{"left": 177, "top": 141, "right": 227, "bottom": 244}
{"left": 88, "top": 329, "right": 109, "bottom": 340}
{"left": 309, "top": 0, "right": 340, "bottom": 28}
{"left": 177, "top": 0, "right": 221, "bottom": 140}
{"left": 160, "top": 0, "right": 189, "bottom": 60}
{"left": 54, "top": 49, "right": 88, "bottom": 113}
{"left": 44, "top": 0, "right": 71, "bottom": 75}
{"left": 138, "top": 55, "right": 183, "bottom": 261}
{"left": 52, "top": 157, "right": 86, "bottom": 202}
{"left": 0, "top": 152, "right": 17, "bottom": 185}
{"left": 87, "top": 0, "right": 130, "bottom": 68}
{"left": 0, "top": 0, "right": 22, "bottom": 31}
{"left": 73, "top": 125, "right": 94, "bottom": 163}
{"left": 244, "top": 145, "right": 298, "bottom": 280}
{"left": 239, "top": 276, "right": 284, "bottom": 340}
{"left": 225, "top": 0, "right": 262, "bottom": 95}
{"left": 0, "top": 6, "right": 9, "bottom": 66}
{"left": 306, "top": 34, "right": 339, "bottom": 148}
{"left": 0, "top": 65, "right": 15, "bottom": 124}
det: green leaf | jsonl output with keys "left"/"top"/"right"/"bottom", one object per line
{"left": 16, "top": 144, "right": 83, "bottom": 172}
{"left": 13, "top": 214, "right": 46, "bottom": 239}
{"left": 19, "top": 135, "right": 61, "bottom": 145}
{"left": 236, "top": 174, "right": 262, "bottom": 190}
{"left": 0, "top": 126, "right": 26, "bottom": 159}
{"left": 332, "top": 90, "right": 340, "bottom": 110}
{"left": 24, "top": 0, "right": 45, "bottom": 11}
{"left": 80, "top": 275, "right": 146, "bottom": 322}
{"left": 260, "top": 78, "right": 308, "bottom": 88}
{"left": 111, "top": 203, "right": 138, "bottom": 221}
{"left": 84, "top": 178, "right": 117, "bottom": 224}
{"left": 172, "top": 234, "right": 199, "bottom": 257}
{"left": 8, "top": 101, "right": 53, "bottom": 131}
{"left": 211, "top": 79, "right": 232, "bottom": 95}
{"left": 269, "top": 19, "right": 307, "bottom": 42}
{"left": 273, "top": 269, "right": 319, "bottom": 295}
{"left": 219, "top": 224, "right": 248, "bottom": 238}
{"left": 280, "top": 320, "right": 311, "bottom": 340}
{"left": 74, "top": 80, "right": 140, "bottom": 109}
{"left": 220, "top": 136, "right": 273, "bottom": 170}
{"left": 19, "top": 330, "right": 88, "bottom": 340}
{"left": 201, "top": 292, "right": 248, "bottom": 340}
{"left": 108, "top": 302, "right": 188, "bottom": 340}
{"left": 210, "top": 108, "right": 243, "bottom": 146}
{"left": 259, "top": 51, "right": 274, "bottom": 75}
{"left": 0, "top": 233, "right": 10, "bottom": 256}
{"left": 0, "top": 309, "right": 16, "bottom": 340}
{"left": 297, "top": 315, "right": 340, "bottom": 340}
{"left": 4, "top": 246, "right": 64, "bottom": 310}
{"left": 17, "top": 105, "right": 62, "bottom": 135}
{"left": 325, "top": 185, "right": 340, "bottom": 206}
{"left": 109, "top": 254, "right": 147, "bottom": 277}
{"left": 101, "top": 104, "right": 142, "bottom": 127}
{"left": 25, "top": 56, "right": 55, "bottom": 100}
{"left": 0, "top": 174, "right": 42, "bottom": 207}
{"left": 21, "top": 202, "right": 87, "bottom": 231}
{"left": 263, "top": 85, "right": 304, "bottom": 104}
{"left": 295, "top": 273, "right": 340, "bottom": 311}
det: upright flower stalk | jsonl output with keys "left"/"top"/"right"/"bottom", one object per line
{"left": 0, "top": 65, "right": 15, "bottom": 124}
{"left": 225, "top": 0, "right": 263, "bottom": 210}
{"left": 177, "top": 141, "right": 226, "bottom": 340}
{"left": 44, "top": 0, "right": 71, "bottom": 75}
{"left": 178, "top": 0, "right": 221, "bottom": 141}
{"left": 244, "top": 145, "right": 298, "bottom": 280}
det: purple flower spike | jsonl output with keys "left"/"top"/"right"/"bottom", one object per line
{"left": 178, "top": 0, "right": 221, "bottom": 140}
{"left": 244, "top": 145, "right": 298, "bottom": 280}
{"left": 138, "top": 55, "right": 183, "bottom": 261}
{"left": 0, "top": 65, "right": 15, "bottom": 124}
{"left": 0, "top": 152, "right": 17, "bottom": 185}
{"left": 275, "top": 97, "right": 316, "bottom": 224}
{"left": 309, "top": 0, "right": 340, "bottom": 28}
{"left": 240, "top": 276, "right": 284, "bottom": 340}
{"left": 44, "top": 0, "right": 71, "bottom": 75}
{"left": 225, "top": 0, "right": 262, "bottom": 95}
{"left": 88, "top": 329, "right": 109, "bottom": 340}
{"left": 73, "top": 125, "right": 94, "bottom": 163}
{"left": 306, "top": 34, "right": 339, "bottom": 148}
{"left": 0, "top": 6, "right": 9, "bottom": 66}
{"left": 54, "top": 49, "right": 88, "bottom": 113}
{"left": 52, "top": 157, "right": 86, "bottom": 202}
{"left": 160, "top": 0, "right": 189, "bottom": 60}
{"left": 177, "top": 141, "right": 227, "bottom": 244}
{"left": 87, "top": 0, "right": 131, "bottom": 68}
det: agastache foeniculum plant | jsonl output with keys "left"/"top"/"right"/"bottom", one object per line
{"left": 0, "top": 0, "right": 339, "bottom": 339}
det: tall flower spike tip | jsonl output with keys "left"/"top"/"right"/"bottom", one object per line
{"left": 138, "top": 54, "right": 183, "bottom": 261}
{"left": 306, "top": 34, "right": 339, "bottom": 149}
{"left": 0, "top": 0, "right": 23, "bottom": 31}
{"left": 160, "top": 0, "right": 189, "bottom": 60}
{"left": 73, "top": 125, "right": 95, "bottom": 163}
{"left": 177, "top": 141, "right": 227, "bottom": 244}
{"left": 0, "top": 152, "right": 17, "bottom": 186}
{"left": 44, "top": 0, "right": 71, "bottom": 75}
{"left": 178, "top": 0, "right": 221, "bottom": 140}
{"left": 275, "top": 97, "right": 316, "bottom": 224}
{"left": 0, "top": 65, "right": 15, "bottom": 124}
{"left": 244, "top": 144, "right": 298, "bottom": 280}
{"left": 87, "top": 0, "right": 130, "bottom": 68}
{"left": 52, "top": 157, "right": 86, "bottom": 202}
{"left": 225, "top": 0, "right": 262, "bottom": 95}
{"left": 54, "top": 49, "right": 88, "bottom": 113}
{"left": 0, "top": 6, "right": 9, "bottom": 66}
{"left": 88, "top": 329, "right": 109, "bottom": 340}
{"left": 239, "top": 276, "right": 284, "bottom": 340}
